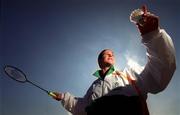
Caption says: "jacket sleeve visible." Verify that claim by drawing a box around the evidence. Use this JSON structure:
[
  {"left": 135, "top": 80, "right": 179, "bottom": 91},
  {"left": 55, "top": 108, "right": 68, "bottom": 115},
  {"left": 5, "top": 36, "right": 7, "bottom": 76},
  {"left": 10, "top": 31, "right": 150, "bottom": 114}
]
[
  {"left": 61, "top": 85, "right": 94, "bottom": 115},
  {"left": 137, "top": 28, "right": 176, "bottom": 94}
]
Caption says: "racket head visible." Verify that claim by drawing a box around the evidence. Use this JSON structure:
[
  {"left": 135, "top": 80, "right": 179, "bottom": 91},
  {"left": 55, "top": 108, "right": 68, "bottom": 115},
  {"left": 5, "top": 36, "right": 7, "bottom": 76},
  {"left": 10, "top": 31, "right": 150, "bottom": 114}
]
[{"left": 4, "top": 65, "right": 27, "bottom": 83}]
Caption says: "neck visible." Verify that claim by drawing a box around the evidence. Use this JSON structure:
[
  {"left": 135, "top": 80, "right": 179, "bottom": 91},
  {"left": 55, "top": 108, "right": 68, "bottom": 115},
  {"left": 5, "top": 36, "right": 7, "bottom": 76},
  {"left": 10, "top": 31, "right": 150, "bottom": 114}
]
[{"left": 101, "top": 66, "right": 111, "bottom": 75}]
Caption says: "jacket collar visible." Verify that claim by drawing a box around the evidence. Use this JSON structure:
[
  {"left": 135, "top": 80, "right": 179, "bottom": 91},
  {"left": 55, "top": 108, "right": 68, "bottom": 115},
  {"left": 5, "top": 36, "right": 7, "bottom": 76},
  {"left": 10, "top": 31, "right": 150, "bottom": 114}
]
[{"left": 93, "top": 66, "right": 115, "bottom": 79}]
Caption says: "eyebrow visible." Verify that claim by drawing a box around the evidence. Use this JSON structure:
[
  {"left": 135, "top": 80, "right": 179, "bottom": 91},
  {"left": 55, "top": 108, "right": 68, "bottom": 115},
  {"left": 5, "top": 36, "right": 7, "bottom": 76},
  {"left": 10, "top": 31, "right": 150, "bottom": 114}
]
[{"left": 103, "top": 52, "right": 114, "bottom": 56}]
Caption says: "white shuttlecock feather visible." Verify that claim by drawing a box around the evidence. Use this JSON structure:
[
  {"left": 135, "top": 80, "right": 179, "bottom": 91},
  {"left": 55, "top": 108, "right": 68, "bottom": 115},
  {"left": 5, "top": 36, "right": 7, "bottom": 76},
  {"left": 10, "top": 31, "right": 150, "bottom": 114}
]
[{"left": 130, "top": 9, "right": 144, "bottom": 24}]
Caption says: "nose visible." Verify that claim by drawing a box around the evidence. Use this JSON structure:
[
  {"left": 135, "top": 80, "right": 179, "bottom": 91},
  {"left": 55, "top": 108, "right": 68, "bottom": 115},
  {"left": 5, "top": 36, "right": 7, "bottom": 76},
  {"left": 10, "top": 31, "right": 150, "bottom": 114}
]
[{"left": 109, "top": 54, "right": 113, "bottom": 57}]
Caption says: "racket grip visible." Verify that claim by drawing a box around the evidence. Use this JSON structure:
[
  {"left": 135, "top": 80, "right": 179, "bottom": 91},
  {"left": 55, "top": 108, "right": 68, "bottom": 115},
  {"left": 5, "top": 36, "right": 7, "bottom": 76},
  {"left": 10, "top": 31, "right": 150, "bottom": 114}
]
[{"left": 48, "top": 91, "right": 57, "bottom": 98}]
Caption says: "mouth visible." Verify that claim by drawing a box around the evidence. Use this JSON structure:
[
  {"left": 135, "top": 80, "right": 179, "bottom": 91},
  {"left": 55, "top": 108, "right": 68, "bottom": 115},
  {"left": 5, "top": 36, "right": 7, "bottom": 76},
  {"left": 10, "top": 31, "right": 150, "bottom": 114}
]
[{"left": 108, "top": 58, "right": 113, "bottom": 61}]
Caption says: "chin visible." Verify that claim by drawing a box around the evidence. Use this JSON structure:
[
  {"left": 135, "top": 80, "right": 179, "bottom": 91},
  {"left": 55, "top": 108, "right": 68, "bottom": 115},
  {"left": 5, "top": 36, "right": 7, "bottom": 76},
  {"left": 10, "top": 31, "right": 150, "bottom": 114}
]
[
  {"left": 108, "top": 61, "right": 115, "bottom": 65},
  {"left": 106, "top": 63, "right": 114, "bottom": 67}
]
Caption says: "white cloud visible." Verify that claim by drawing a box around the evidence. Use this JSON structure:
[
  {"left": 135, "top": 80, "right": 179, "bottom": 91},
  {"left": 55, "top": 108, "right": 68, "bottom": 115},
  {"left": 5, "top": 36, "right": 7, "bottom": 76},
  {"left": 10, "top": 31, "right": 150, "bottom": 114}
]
[{"left": 125, "top": 54, "right": 144, "bottom": 74}]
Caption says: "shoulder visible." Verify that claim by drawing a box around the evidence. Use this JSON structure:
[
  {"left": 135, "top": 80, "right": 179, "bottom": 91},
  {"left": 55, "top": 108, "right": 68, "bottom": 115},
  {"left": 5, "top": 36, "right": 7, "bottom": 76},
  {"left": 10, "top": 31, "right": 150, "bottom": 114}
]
[{"left": 115, "top": 68, "right": 138, "bottom": 81}]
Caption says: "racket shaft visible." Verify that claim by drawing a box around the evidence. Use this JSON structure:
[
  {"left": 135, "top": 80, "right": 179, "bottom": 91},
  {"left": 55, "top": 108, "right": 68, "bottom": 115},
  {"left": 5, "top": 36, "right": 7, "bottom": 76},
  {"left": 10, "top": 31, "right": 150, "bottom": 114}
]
[{"left": 27, "top": 80, "right": 49, "bottom": 93}]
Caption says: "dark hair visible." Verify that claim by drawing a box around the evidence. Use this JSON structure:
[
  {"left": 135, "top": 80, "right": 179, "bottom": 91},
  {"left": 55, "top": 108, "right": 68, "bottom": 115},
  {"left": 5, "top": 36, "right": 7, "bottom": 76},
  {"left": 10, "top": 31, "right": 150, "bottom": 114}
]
[{"left": 98, "top": 49, "right": 111, "bottom": 68}]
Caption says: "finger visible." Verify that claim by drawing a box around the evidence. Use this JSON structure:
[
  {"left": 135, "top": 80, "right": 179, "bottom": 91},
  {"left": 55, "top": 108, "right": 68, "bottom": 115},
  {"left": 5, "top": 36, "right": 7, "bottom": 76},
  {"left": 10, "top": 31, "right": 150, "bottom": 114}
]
[
  {"left": 146, "top": 15, "right": 159, "bottom": 23},
  {"left": 143, "top": 13, "right": 159, "bottom": 24},
  {"left": 52, "top": 92, "right": 60, "bottom": 98},
  {"left": 53, "top": 92, "right": 64, "bottom": 101},
  {"left": 136, "top": 23, "right": 143, "bottom": 29},
  {"left": 142, "top": 5, "right": 147, "bottom": 15}
]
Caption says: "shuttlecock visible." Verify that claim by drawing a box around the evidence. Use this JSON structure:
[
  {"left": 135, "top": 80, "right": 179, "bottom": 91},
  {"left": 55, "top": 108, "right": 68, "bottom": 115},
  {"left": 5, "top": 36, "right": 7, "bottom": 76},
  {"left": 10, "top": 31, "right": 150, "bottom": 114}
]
[{"left": 130, "top": 8, "right": 144, "bottom": 24}]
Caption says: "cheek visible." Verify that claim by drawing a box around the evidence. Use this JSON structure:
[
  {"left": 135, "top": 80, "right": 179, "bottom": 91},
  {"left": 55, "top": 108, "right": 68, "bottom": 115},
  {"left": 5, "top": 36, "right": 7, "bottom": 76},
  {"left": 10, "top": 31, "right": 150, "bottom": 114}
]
[
  {"left": 110, "top": 58, "right": 115, "bottom": 64},
  {"left": 104, "top": 57, "right": 109, "bottom": 62},
  {"left": 112, "top": 57, "right": 115, "bottom": 62},
  {"left": 105, "top": 57, "right": 114, "bottom": 63},
  {"left": 111, "top": 58, "right": 115, "bottom": 64}
]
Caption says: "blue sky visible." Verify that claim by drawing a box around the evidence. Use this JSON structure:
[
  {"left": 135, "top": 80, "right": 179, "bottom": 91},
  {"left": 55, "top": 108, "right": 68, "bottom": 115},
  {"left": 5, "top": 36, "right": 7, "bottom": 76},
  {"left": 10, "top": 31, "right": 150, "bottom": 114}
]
[{"left": 1, "top": 0, "right": 180, "bottom": 115}]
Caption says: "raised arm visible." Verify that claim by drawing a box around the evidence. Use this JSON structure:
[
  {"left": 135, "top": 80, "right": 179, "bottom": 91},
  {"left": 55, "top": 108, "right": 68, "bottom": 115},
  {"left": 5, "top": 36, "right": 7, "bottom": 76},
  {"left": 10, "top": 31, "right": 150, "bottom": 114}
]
[{"left": 133, "top": 6, "right": 176, "bottom": 94}]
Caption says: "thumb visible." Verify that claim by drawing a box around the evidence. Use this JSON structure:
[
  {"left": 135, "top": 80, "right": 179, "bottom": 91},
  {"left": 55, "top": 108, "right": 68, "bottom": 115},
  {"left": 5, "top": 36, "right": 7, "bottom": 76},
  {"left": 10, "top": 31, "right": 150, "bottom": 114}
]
[
  {"left": 142, "top": 5, "right": 147, "bottom": 16},
  {"left": 136, "top": 23, "right": 143, "bottom": 33}
]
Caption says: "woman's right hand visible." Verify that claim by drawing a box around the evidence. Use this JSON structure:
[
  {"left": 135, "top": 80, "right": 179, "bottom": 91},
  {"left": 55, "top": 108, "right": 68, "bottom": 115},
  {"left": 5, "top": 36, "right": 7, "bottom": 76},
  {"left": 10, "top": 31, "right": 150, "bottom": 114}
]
[{"left": 51, "top": 92, "right": 64, "bottom": 101}]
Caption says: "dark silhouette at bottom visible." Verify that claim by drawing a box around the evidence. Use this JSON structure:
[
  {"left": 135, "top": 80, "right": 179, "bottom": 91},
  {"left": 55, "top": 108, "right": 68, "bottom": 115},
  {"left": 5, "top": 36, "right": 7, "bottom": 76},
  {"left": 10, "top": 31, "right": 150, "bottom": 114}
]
[{"left": 86, "top": 95, "right": 148, "bottom": 115}]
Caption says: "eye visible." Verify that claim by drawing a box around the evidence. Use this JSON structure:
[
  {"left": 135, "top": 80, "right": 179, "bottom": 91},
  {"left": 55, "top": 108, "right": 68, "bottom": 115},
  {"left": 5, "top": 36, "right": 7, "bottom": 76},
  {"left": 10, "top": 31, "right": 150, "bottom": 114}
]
[{"left": 108, "top": 54, "right": 114, "bottom": 57}]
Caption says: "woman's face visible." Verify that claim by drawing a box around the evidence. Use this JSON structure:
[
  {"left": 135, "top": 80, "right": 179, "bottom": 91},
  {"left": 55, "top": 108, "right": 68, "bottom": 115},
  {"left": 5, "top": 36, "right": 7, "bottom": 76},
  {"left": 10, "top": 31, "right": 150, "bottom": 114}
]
[{"left": 100, "top": 50, "right": 115, "bottom": 68}]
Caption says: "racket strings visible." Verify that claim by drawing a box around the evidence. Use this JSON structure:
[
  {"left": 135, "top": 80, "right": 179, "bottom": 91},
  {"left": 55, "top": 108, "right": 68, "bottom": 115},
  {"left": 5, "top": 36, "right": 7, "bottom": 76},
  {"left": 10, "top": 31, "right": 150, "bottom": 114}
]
[{"left": 5, "top": 67, "right": 26, "bottom": 82}]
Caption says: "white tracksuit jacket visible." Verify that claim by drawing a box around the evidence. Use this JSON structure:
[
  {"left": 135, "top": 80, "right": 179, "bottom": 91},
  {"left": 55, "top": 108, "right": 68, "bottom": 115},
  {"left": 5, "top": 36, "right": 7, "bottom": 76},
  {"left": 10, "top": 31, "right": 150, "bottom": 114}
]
[{"left": 60, "top": 28, "right": 176, "bottom": 115}]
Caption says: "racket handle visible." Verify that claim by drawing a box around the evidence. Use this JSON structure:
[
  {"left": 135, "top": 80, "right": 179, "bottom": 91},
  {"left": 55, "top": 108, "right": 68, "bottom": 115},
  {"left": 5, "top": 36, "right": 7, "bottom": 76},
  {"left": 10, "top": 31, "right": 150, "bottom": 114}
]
[{"left": 48, "top": 91, "right": 57, "bottom": 98}]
